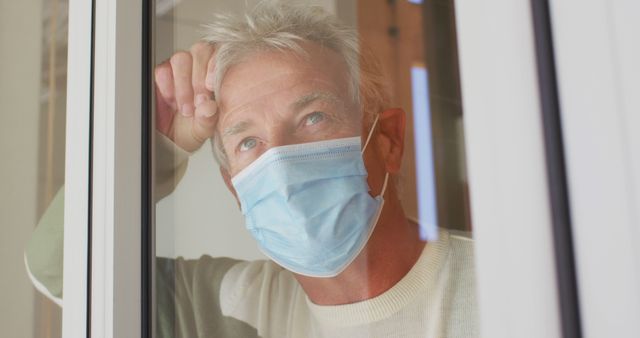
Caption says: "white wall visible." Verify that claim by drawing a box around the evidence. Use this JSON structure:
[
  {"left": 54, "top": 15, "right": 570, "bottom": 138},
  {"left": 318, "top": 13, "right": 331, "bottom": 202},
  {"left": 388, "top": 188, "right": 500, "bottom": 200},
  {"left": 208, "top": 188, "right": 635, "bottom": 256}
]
[{"left": 0, "top": 1, "right": 43, "bottom": 337}]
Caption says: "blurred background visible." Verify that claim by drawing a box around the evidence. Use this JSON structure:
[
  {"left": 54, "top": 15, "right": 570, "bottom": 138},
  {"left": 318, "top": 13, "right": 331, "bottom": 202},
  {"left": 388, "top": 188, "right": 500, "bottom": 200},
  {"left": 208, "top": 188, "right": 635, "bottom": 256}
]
[{"left": 0, "top": 1, "right": 67, "bottom": 337}]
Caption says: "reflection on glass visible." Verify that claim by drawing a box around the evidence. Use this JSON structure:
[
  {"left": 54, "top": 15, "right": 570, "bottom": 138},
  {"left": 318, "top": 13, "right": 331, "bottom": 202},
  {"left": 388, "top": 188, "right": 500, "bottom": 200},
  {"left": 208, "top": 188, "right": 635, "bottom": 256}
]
[
  {"left": 411, "top": 65, "right": 439, "bottom": 240},
  {"left": 153, "top": 1, "right": 476, "bottom": 337},
  {"left": 2, "top": 0, "right": 68, "bottom": 337}
]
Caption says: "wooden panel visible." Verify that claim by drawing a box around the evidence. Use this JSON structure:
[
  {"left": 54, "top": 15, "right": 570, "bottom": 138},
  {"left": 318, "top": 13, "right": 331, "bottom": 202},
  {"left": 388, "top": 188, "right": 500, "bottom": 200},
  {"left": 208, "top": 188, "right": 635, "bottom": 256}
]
[
  {"left": 357, "top": 0, "right": 424, "bottom": 221},
  {"left": 357, "top": 0, "right": 470, "bottom": 231}
]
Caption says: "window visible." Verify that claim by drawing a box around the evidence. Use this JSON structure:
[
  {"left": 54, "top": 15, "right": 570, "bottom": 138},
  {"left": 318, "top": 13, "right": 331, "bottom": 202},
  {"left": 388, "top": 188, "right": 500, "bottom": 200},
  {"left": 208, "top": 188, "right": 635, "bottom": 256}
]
[{"left": 151, "top": 1, "right": 474, "bottom": 337}]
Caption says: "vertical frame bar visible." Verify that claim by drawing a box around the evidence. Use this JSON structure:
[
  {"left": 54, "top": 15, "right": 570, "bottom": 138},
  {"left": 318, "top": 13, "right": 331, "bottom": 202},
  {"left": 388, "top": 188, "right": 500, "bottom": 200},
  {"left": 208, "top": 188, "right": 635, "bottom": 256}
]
[
  {"left": 91, "top": 0, "right": 143, "bottom": 336},
  {"left": 530, "top": 1, "right": 582, "bottom": 337},
  {"left": 141, "top": 0, "right": 154, "bottom": 337},
  {"left": 455, "top": 0, "right": 562, "bottom": 337},
  {"left": 550, "top": 1, "right": 640, "bottom": 337},
  {"left": 62, "top": 0, "right": 94, "bottom": 336}
]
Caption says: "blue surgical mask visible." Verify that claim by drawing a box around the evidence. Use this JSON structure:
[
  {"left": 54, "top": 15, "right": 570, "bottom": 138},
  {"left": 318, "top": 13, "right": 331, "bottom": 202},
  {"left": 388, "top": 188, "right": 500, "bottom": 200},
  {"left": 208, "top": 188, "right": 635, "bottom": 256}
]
[{"left": 231, "top": 116, "right": 389, "bottom": 277}]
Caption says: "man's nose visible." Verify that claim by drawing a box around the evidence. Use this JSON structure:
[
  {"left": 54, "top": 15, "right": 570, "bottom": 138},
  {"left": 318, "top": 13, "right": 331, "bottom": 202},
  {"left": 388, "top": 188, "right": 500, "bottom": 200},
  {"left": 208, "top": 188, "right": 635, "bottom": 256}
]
[{"left": 267, "top": 129, "right": 297, "bottom": 149}]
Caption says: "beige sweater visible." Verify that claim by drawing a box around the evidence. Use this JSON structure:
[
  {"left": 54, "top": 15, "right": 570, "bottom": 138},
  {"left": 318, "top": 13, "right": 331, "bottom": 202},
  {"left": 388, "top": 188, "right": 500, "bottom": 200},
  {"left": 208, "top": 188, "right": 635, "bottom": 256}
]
[
  {"left": 27, "top": 195, "right": 478, "bottom": 337},
  {"left": 25, "top": 135, "right": 479, "bottom": 338},
  {"left": 215, "top": 229, "right": 478, "bottom": 338}
]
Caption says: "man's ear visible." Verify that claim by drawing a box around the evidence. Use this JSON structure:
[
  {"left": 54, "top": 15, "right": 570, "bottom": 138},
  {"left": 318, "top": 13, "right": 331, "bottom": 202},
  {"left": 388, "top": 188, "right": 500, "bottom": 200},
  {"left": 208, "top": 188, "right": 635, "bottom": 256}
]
[
  {"left": 219, "top": 166, "right": 240, "bottom": 207},
  {"left": 376, "top": 108, "right": 406, "bottom": 174}
]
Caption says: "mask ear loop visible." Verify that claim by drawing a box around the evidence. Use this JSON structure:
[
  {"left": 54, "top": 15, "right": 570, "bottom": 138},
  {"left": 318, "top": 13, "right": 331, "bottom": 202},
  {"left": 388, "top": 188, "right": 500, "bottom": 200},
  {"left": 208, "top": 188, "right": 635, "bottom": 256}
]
[
  {"left": 362, "top": 114, "right": 380, "bottom": 154},
  {"left": 380, "top": 172, "right": 390, "bottom": 197},
  {"left": 361, "top": 114, "right": 390, "bottom": 197}
]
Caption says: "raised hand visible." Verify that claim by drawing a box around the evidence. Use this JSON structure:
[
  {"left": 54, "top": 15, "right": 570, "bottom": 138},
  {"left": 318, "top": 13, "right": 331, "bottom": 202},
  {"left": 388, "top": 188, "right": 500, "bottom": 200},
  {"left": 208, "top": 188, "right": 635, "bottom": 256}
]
[{"left": 154, "top": 42, "right": 218, "bottom": 153}]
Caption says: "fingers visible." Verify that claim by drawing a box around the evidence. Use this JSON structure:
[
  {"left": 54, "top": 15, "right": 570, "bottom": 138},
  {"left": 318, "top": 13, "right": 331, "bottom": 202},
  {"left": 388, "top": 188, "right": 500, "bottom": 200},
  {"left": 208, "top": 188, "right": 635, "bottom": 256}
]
[
  {"left": 171, "top": 100, "right": 218, "bottom": 153},
  {"left": 170, "top": 51, "right": 195, "bottom": 117},
  {"left": 154, "top": 62, "right": 176, "bottom": 111},
  {"left": 205, "top": 52, "right": 217, "bottom": 92},
  {"left": 154, "top": 62, "right": 178, "bottom": 136},
  {"left": 193, "top": 100, "right": 219, "bottom": 143},
  {"left": 155, "top": 42, "right": 218, "bottom": 152},
  {"left": 190, "top": 42, "right": 215, "bottom": 106}
]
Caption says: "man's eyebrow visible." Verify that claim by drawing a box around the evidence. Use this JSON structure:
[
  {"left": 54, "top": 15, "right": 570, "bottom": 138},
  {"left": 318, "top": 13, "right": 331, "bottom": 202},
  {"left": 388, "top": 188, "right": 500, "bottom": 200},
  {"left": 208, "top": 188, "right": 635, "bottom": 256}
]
[
  {"left": 222, "top": 92, "right": 344, "bottom": 138},
  {"left": 223, "top": 120, "right": 252, "bottom": 138},
  {"left": 290, "top": 91, "right": 342, "bottom": 112}
]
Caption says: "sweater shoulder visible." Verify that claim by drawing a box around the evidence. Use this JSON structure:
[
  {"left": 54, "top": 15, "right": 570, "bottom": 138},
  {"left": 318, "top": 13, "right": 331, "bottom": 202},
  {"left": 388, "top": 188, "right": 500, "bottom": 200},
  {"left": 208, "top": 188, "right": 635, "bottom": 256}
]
[
  {"left": 219, "top": 259, "right": 303, "bottom": 337},
  {"left": 442, "top": 229, "right": 479, "bottom": 338}
]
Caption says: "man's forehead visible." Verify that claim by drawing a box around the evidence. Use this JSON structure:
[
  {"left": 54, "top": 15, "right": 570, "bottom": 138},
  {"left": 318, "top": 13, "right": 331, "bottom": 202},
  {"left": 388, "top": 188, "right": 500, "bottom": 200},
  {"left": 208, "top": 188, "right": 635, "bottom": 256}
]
[
  {"left": 217, "top": 43, "right": 350, "bottom": 103},
  {"left": 215, "top": 48, "right": 352, "bottom": 128}
]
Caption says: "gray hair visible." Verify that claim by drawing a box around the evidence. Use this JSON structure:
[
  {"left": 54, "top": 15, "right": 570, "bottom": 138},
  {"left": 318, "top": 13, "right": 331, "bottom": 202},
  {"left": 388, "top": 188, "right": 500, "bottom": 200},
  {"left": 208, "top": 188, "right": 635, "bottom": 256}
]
[{"left": 203, "top": 0, "right": 391, "bottom": 168}]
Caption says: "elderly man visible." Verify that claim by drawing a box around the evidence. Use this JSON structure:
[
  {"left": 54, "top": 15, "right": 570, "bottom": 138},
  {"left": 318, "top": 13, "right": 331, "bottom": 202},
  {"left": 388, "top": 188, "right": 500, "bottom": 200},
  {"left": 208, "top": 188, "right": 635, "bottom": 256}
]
[{"left": 26, "top": 1, "right": 477, "bottom": 337}]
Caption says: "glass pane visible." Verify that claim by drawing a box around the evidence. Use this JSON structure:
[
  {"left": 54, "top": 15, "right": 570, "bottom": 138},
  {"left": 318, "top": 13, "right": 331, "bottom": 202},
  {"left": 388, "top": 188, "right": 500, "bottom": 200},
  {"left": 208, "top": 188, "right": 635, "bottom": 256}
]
[
  {"left": 151, "top": 0, "right": 474, "bottom": 337},
  {"left": 0, "top": 0, "right": 68, "bottom": 337}
]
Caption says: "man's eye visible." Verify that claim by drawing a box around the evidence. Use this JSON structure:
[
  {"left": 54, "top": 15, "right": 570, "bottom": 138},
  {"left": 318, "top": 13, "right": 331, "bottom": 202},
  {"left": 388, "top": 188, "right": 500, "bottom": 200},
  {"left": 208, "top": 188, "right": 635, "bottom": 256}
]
[
  {"left": 304, "top": 111, "right": 325, "bottom": 126},
  {"left": 239, "top": 138, "right": 257, "bottom": 152}
]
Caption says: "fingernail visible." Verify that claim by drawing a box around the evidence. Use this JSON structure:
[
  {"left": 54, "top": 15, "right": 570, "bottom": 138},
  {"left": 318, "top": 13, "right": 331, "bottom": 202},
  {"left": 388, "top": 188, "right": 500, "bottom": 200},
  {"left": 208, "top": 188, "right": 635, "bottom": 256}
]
[
  {"left": 203, "top": 108, "right": 217, "bottom": 117},
  {"left": 181, "top": 103, "right": 194, "bottom": 116},
  {"left": 195, "top": 94, "right": 208, "bottom": 106}
]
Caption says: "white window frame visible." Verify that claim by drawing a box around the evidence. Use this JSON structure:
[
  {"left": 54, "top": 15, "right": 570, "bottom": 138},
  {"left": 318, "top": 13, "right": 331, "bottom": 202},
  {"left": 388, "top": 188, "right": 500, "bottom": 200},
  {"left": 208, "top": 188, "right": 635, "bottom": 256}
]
[
  {"left": 62, "top": 0, "right": 94, "bottom": 337},
  {"left": 455, "top": 1, "right": 563, "bottom": 337},
  {"left": 550, "top": 1, "right": 640, "bottom": 337},
  {"left": 90, "top": 0, "right": 144, "bottom": 337}
]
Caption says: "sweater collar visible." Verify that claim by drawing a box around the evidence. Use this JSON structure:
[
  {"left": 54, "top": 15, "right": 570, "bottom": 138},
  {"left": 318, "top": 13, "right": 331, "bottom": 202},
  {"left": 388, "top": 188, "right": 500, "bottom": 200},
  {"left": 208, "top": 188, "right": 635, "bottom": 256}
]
[{"left": 305, "top": 229, "right": 450, "bottom": 327}]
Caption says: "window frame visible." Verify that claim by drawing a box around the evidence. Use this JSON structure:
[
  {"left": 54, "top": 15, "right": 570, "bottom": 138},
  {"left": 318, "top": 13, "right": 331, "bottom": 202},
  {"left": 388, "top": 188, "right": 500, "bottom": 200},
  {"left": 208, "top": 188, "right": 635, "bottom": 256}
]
[
  {"left": 62, "top": 0, "right": 94, "bottom": 337},
  {"left": 455, "top": 1, "right": 564, "bottom": 337},
  {"left": 88, "top": 0, "right": 144, "bottom": 336},
  {"left": 550, "top": 1, "right": 640, "bottom": 337}
]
